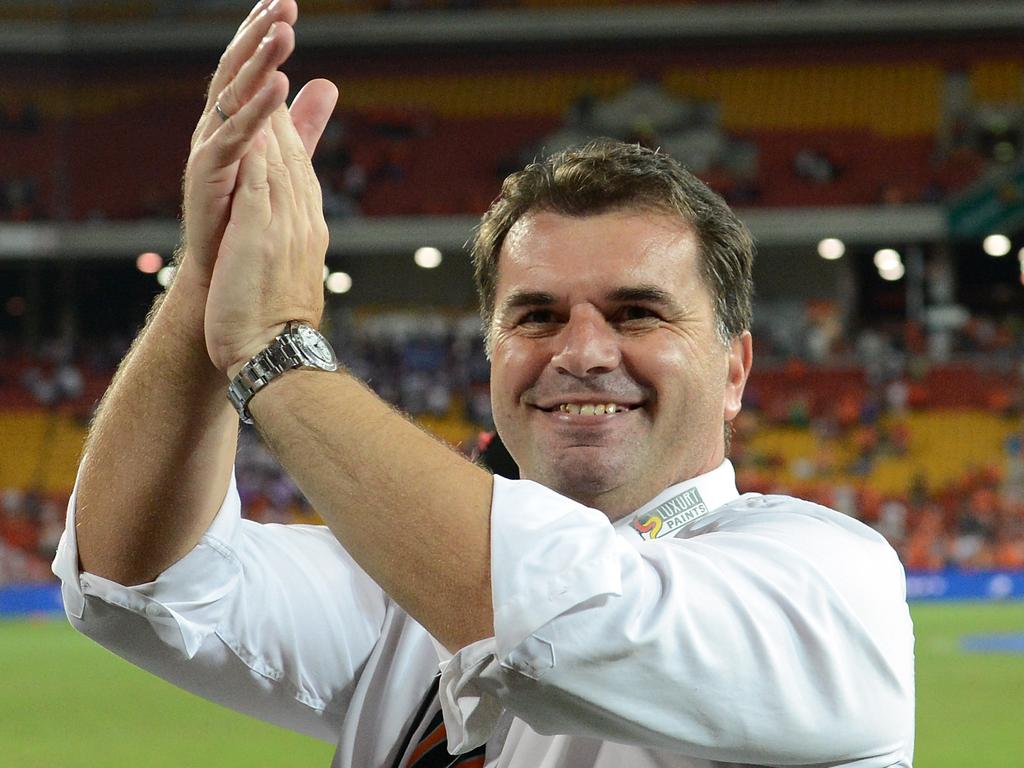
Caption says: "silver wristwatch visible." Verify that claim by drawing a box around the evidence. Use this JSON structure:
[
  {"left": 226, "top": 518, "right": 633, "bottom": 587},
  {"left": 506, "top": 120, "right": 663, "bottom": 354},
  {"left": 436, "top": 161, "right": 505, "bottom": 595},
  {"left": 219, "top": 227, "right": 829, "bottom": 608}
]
[{"left": 227, "top": 321, "right": 338, "bottom": 424}]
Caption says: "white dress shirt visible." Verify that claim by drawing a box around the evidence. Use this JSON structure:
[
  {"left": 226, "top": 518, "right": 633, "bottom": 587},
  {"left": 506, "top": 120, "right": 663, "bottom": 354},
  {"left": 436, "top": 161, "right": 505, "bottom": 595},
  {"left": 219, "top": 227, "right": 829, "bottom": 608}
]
[{"left": 53, "top": 460, "right": 915, "bottom": 767}]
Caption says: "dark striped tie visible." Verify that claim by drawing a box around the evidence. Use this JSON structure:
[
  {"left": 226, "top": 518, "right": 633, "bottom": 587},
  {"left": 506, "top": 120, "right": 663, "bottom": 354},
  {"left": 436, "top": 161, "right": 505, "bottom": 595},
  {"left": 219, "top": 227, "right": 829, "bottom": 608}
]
[{"left": 398, "top": 674, "right": 487, "bottom": 768}]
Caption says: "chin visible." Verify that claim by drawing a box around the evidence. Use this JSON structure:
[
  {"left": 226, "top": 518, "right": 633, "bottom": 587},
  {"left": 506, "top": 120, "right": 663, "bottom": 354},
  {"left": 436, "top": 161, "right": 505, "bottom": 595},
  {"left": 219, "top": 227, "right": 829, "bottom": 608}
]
[{"left": 535, "top": 459, "right": 630, "bottom": 505}]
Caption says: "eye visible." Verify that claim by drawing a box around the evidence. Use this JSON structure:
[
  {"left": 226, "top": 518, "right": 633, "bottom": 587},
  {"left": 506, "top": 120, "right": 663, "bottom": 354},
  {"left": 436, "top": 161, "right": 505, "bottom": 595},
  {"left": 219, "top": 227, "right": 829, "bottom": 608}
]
[
  {"left": 618, "top": 305, "right": 660, "bottom": 322},
  {"left": 518, "top": 309, "right": 557, "bottom": 325}
]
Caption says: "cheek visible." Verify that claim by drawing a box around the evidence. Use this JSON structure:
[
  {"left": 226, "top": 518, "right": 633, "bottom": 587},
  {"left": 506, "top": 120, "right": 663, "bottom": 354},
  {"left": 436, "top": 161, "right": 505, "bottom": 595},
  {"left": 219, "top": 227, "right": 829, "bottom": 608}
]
[
  {"left": 631, "top": 338, "right": 724, "bottom": 409},
  {"left": 490, "top": 339, "right": 545, "bottom": 413}
]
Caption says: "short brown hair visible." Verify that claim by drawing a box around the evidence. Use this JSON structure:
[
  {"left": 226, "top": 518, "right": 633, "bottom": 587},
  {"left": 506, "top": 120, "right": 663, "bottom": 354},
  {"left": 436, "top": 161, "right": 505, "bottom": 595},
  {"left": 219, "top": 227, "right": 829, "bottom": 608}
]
[{"left": 471, "top": 138, "right": 754, "bottom": 347}]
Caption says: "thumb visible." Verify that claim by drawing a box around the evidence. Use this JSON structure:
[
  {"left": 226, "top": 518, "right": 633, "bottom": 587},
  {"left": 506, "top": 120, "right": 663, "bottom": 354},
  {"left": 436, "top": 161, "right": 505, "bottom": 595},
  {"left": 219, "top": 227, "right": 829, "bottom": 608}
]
[{"left": 289, "top": 78, "right": 340, "bottom": 157}]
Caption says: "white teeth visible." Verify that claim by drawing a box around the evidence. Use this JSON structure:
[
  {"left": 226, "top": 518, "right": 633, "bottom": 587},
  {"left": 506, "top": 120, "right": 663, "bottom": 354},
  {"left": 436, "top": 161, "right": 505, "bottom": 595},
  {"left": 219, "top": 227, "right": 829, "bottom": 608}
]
[{"left": 556, "top": 403, "right": 628, "bottom": 414}]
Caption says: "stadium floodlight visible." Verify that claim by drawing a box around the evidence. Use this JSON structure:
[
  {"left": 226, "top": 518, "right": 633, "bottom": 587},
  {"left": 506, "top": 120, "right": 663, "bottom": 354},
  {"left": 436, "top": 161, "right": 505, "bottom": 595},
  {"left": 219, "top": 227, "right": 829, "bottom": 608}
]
[
  {"left": 414, "top": 246, "right": 443, "bottom": 269},
  {"left": 325, "top": 271, "right": 352, "bottom": 294},
  {"left": 873, "top": 248, "right": 901, "bottom": 271},
  {"left": 323, "top": 265, "right": 330, "bottom": 282},
  {"left": 879, "top": 262, "right": 906, "bottom": 281},
  {"left": 1017, "top": 247, "right": 1024, "bottom": 265},
  {"left": 817, "top": 238, "right": 845, "bottom": 260},
  {"left": 136, "top": 252, "right": 163, "bottom": 274},
  {"left": 983, "top": 234, "right": 1012, "bottom": 257},
  {"left": 156, "top": 266, "right": 177, "bottom": 287}
]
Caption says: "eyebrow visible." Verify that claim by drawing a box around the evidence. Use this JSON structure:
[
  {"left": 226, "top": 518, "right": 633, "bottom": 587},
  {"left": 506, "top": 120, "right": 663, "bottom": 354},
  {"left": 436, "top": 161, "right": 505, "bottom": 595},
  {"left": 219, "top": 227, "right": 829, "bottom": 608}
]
[
  {"left": 606, "top": 285, "right": 681, "bottom": 311},
  {"left": 497, "top": 285, "right": 684, "bottom": 318},
  {"left": 497, "top": 290, "right": 557, "bottom": 318}
]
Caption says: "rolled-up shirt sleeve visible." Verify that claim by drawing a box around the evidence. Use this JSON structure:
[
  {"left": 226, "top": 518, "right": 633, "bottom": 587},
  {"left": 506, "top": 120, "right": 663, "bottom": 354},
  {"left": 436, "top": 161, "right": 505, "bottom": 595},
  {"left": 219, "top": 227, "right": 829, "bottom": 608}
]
[
  {"left": 440, "top": 477, "right": 915, "bottom": 765},
  {"left": 52, "top": 470, "right": 389, "bottom": 742}
]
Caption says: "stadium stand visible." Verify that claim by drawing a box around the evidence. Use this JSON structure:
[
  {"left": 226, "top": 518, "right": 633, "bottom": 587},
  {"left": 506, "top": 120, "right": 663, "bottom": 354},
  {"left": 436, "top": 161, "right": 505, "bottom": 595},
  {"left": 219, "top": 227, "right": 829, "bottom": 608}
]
[
  {"left": 2, "top": 309, "right": 1022, "bottom": 584},
  {"left": 1, "top": 0, "right": 1023, "bottom": 590},
  {"left": 5, "top": 45, "right": 1024, "bottom": 221}
]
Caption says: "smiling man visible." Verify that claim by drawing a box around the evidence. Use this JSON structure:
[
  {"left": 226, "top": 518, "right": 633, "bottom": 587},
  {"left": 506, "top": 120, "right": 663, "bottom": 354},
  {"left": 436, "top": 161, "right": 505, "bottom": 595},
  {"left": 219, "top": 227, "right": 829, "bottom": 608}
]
[
  {"left": 53, "top": 3, "right": 914, "bottom": 767},
  {"left": 486, "top": 206, "right": 749, "bottom": 519}
]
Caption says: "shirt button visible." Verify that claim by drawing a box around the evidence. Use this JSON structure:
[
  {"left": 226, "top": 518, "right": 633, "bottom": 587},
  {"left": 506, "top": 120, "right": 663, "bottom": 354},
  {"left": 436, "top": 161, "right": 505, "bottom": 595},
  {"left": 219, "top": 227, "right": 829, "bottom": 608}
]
[{"left": 145, "top": 603, "right": 163, "bottom": 618}]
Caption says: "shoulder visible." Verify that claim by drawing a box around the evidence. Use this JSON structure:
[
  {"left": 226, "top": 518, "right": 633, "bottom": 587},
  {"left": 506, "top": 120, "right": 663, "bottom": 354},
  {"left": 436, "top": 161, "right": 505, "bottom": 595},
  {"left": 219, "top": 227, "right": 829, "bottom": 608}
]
[
  {"left": 698, "top": 493, "right": 892, "bottom": 548},
  {"left": 679, "top": 493, "right": 906, "bottom": 597}
]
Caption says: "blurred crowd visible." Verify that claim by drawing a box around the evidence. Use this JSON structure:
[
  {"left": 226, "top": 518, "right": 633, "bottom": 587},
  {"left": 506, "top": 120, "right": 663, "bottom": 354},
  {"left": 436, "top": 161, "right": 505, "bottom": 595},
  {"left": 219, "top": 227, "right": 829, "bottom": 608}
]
[
  {"left": 731, "top": 402, "right": 1024, "bottom": 572},
  {"left": 1, "top": 308, "right": 1022, "bottom": 585}
]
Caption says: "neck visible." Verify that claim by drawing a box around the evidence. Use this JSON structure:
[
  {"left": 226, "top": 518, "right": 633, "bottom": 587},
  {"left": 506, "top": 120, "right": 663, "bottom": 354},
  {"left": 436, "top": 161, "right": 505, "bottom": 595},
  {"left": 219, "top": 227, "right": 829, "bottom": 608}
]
[{"left": 530, "top": 453, "right": 727, "bottom": 522}]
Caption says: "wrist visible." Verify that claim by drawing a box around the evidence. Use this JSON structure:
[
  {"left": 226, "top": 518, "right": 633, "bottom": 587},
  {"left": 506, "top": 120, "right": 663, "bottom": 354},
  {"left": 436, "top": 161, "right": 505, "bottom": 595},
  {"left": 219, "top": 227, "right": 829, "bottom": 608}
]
[
  {"left": 225, "top": 322, "right": 339, "bottom": 424},
  {"left": 225, "top": 323, "right": 289, "bottom": 382}
]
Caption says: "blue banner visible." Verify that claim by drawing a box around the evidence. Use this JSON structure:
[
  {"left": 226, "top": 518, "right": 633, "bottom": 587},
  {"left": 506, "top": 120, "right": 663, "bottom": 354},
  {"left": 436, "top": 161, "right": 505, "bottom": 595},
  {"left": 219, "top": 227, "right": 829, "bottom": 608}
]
[
  {"left": 905, "top": 570, "right": 1024, "bottom": 601},
  {"left": 0, "top": 583, "right": 63, "bottom": 615}
]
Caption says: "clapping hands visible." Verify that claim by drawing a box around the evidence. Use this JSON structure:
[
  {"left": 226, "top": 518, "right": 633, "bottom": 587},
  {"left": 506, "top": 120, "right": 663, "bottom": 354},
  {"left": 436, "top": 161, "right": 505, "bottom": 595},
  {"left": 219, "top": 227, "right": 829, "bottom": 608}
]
[{"left": 177, "top": 0, "right": 338, "bottom": 380}]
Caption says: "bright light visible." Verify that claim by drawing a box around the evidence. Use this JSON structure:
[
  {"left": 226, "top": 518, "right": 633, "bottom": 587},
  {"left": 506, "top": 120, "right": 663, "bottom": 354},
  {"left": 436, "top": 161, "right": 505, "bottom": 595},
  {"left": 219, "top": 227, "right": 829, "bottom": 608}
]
[
  {"left": 136, "top": 252, "right": 163, "bottom": 274},
  {"left": 873, "top": 248, "right": 901, "bottom": 271},
  {"left": 983, "top": 234, "right": 1012, "bottom": 257},
  {"left": 879, "top": 262, "right": 906, "bottom": 281},
  {"left": 1017, "top": 247, "right": 1024, "bottom": 265},
  {"left": 325, "top": 271, "right": 352, "bottom": 294},
  {"left": 156, "top": 266, "right": 177, "bottom": 287},
  {"left": 323, "top": 265, "right": 330, "bottom": 282},
  {"left": 817, "top": 238, "right": 845, "bottom": 260},
  {"left": 414, "top": 246, "right": 443, "bottom": 269}
]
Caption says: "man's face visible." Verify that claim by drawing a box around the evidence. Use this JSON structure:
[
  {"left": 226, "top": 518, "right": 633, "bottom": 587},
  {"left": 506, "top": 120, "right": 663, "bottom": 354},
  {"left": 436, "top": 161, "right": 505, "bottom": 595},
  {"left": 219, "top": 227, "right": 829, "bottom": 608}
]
[{"left": 488, "top": 208, "right": 751, "bottom": 519}]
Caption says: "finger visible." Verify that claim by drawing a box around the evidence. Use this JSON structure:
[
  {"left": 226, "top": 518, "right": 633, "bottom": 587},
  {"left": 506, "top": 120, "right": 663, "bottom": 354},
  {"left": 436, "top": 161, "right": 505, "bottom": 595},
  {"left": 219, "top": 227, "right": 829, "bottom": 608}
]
[
  {"left": 231, "top": 128, "right": 272, "bottom": 227},
  {"left": 271, "top": 107, "right": 328, "bottom": 290},
  {"left": 272, "top": 102, "right": 321, "bottom": 220},
  {"left": 289, "top": 79, "right": 340, "bottom": 157},
  {"left": 206, "top": 71, "right": 289, "bottom": 172},
  {"left": 198, "top": 21, "right": 295, "bottom": 145},
  {"left": 205, "top": 0, "right": 297, "bottom": 114},
  {"left": 264, "top": 109, "right": 295, "bottom": 219}
]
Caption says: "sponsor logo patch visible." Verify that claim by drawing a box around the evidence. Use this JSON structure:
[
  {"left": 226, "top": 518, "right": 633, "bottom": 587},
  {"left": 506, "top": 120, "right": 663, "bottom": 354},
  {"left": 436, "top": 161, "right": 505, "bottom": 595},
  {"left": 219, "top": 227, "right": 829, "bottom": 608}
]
[{"left": 631, "top": 487, "right": 709, "bottom": 540}]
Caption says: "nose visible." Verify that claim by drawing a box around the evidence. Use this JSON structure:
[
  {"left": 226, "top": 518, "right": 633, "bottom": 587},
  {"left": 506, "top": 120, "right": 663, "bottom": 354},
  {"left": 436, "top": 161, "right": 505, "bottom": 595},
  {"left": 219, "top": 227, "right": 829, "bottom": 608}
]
[{"left": 550, "top": 304, "right": 622, "bottom": 378}]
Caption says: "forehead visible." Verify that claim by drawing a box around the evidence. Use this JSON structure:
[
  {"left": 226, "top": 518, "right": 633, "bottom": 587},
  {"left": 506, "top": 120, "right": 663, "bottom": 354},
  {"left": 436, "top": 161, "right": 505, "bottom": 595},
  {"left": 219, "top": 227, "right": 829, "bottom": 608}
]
[{"left": 495, "top": 208, "right": 703, "bottom": 302}]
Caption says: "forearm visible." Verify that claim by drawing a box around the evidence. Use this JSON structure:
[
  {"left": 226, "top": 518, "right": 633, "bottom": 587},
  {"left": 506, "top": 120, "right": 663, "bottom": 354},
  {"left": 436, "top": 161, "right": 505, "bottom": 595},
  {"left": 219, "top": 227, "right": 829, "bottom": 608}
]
[
  {"left": 76, "top": 262, "right": 238, "bottom": 585},
  {"left": 72, "top": 0, "right": 324, "bottom": 585},
  {"left": 248, "top": 367, "right": 494, "bottom": 652}
]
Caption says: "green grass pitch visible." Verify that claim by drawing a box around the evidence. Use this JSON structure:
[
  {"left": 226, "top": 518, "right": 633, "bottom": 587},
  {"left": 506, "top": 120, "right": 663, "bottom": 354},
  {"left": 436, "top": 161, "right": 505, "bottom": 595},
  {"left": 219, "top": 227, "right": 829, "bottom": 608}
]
[{"left": 2, "top": 601, "right": 1022, "bottom": 766}]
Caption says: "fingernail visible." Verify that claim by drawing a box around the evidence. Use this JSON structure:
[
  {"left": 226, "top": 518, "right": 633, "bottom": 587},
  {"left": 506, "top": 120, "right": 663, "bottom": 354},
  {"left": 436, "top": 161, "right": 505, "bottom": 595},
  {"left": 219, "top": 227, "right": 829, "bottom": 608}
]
[
  {"left": 268, "top": 0, "right": 281, "bottom": 12},
  {"left": 264, "top": 21, "right": 278, "bottom": 40}
]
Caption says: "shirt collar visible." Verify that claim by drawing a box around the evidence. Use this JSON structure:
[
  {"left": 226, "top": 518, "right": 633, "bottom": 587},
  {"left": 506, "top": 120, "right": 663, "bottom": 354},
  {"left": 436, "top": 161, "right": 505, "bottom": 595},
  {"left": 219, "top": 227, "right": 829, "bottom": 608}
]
[{"left": 615, "top": 460, "right": 740, "bottom": 541}]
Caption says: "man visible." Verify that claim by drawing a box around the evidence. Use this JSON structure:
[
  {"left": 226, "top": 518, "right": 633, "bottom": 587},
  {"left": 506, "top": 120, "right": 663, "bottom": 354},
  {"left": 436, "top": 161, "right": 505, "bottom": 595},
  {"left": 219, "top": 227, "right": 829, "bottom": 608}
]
[{"left": 53, "top": 2, "right": 915, "bottom": 766}]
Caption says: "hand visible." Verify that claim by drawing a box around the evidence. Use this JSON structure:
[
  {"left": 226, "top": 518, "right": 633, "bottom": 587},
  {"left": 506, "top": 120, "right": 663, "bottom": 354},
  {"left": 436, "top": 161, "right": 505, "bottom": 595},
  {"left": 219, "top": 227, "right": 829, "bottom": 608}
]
[
  {"left": 178, "top": 0, "right": 334, "bottom": 291},
  {"left": 204, "top": 96, "right": 337, "bottom": 380}
]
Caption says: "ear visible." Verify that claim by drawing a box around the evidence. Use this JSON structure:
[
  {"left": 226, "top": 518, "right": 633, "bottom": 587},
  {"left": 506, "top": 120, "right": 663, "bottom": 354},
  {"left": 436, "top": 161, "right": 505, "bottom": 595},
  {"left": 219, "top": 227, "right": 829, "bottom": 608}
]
[{"left": 724, "top": 331, "right": 752, "bottom": 422}]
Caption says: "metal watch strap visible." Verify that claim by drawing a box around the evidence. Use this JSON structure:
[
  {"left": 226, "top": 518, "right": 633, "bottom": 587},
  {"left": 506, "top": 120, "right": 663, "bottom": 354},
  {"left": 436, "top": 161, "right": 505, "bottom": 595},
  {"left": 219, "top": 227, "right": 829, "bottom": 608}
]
[{"left": 226, "top": 324, "right": 335, "bottom": 424}]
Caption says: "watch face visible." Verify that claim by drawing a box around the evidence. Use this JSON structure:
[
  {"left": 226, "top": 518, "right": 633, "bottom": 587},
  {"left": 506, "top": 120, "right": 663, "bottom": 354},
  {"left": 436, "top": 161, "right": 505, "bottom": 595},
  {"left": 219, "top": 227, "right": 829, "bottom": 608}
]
[{"left": 295, "top": 324, "right": 337, "bottom": 367}]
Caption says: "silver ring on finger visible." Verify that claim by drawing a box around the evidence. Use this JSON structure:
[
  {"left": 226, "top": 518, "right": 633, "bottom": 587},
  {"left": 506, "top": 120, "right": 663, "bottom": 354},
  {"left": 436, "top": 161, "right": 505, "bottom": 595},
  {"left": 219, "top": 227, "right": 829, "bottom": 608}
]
[{"left": 214, "top": 102, "right": 230, "bottom": 122}]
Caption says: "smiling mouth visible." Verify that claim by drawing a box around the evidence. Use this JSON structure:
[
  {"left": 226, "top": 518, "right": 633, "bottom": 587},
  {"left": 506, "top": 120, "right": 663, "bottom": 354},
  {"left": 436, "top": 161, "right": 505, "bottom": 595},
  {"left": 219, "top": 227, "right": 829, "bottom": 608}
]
[{"left": 539, "top": 402, "right": 639, "bottom": 415}]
